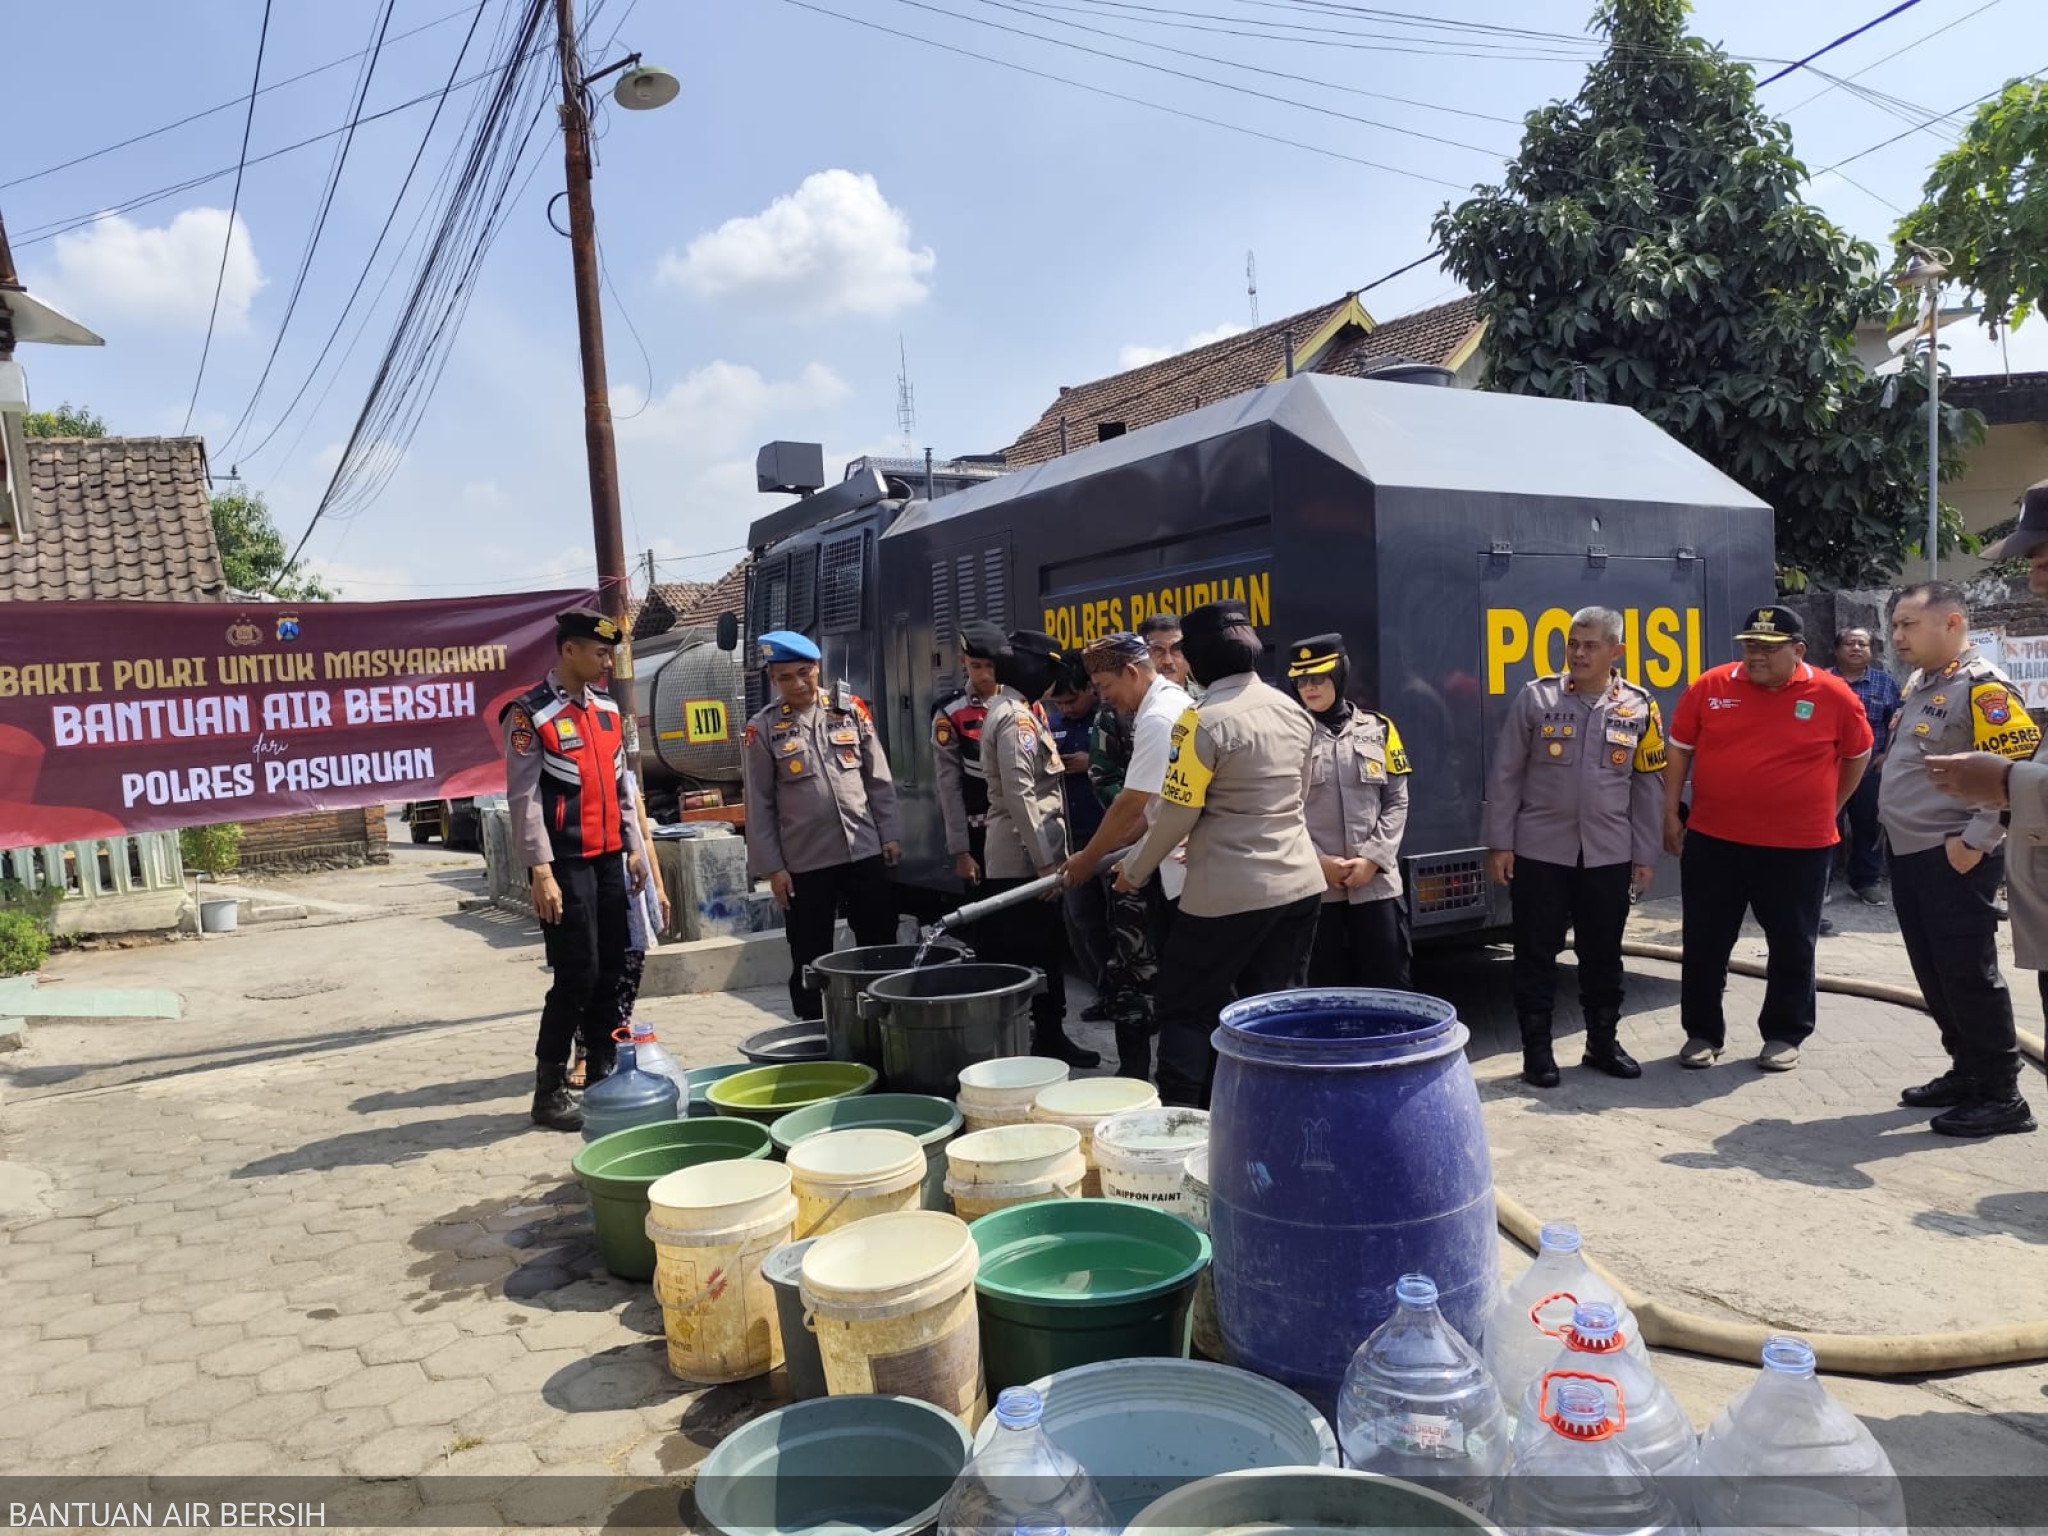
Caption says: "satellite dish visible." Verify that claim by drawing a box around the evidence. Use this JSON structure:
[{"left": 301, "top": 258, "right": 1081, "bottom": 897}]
[{"left": 614, "top": 64, "right": 680, "bottom": 111}]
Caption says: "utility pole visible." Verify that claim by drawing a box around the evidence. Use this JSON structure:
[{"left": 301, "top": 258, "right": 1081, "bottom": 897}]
[{"left": 554, "top": 0, "right": 635, "bottom": 769}]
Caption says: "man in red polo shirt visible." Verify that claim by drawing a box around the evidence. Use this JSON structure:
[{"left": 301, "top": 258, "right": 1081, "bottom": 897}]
[{"left": 1663, "top": 605, "right": 1873, "bottom": 1071}]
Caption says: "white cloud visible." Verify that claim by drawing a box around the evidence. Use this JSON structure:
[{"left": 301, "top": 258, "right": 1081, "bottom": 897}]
[
  {"left": 46, "top": 208, "right": 266, "bottom": 330},
  {"left": 617, "top": 360, "right": 850, "bottom": 450},
  {"left": 657, "top": 170, "right": 935, "bottom": 318},
  {"left": 1117, "top": 322, "right": 1249, "bottom": 372}
]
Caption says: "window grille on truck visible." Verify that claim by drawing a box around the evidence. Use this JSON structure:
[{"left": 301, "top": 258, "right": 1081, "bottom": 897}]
[
  {"left": 1406, "top": 849, "right": 1489, "bottom": 925},
  {"left": 820, "top": 531, "right": 866, "bottom": 633}
]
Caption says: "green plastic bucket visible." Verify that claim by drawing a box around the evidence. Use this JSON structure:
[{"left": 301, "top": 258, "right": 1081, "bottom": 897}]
[
  {"left": 684, "top": 1062, "right": 756, "bottom": 1119},
  {"left": 1128, "top": 1466, "right": 1502, "bottom": 1535},
  {"left": 769, "top": 1092, "right": 965, "bottom": 1210},
  {"left": 968, "top": 1196, "right": 1211, "bottom": 1394},
  {"left": 706, "top": 1061, "right": 878, "bottom": 1125},
  {"left": 570, "top": 1118, "right": 773, "bottom": 1281},
  {"left": 692, "top": 1393, "right": 972, "bottom": 1536}
]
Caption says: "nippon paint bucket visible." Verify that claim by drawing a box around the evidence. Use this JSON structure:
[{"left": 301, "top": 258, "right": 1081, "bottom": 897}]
[
  {"left": 786, "top": 1128, "right": 927, "bottom": 1238},
  {"left": 1029, "top": 1078, "right": 1161, "bottom": 1196},
  {"left": 645, "top": 1160, "right": 797, "bottom": 1384},
  {"left": 943, "top": 1123, "right": 1087, "bottom": 1221},
  {"left": 800, "top": 1210, "right": 987, "bottom": 1426},
  {"left": 956, "top": 1056, "right": 1070, "bottom": 1134},
  {"left": 1183, "top": 1146, "right": 1224, "bottom": 1362},
  {"left": 1094, "top": 1107, "right": 1210, "bottom": 1214}
]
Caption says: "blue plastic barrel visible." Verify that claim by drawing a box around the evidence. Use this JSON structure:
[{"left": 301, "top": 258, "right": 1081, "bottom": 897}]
[{"left": 1208, "top": 989, "right": 1496, "bottom": 1417}]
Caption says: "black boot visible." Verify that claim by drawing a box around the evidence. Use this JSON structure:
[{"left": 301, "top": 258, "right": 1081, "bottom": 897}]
[
  {"left": 1581, "top": 1010, "right": 1642, "bottom": 1080},
  {"left": 1930, "top": 1088, "right": 2037, "bottom": 1138},
  {"left": 1035, "top": 1023, "right": 1101, "bottom": 1070},
  {"left": 1900, "top": 1070, "right": 1970, "bottom": 1108},
  {"left": 1113, "top": 1021, "right": 1153, "bottom": 1083},
  {"left": 1519, "top": 1015, "right": 1559, "bottom": 1089},
  {"left": 530, "top": 1062, "right": 584, "bottom": 1131}
]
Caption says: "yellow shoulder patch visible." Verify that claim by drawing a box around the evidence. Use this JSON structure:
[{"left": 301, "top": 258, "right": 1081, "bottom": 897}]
[
  {"left": 1633, "top": 699, "right": 1669, "bottom": 774},
  {"left": 1159, "top": 706, "right": 1212, "bottom": 809},
  {"left": 1371, "top": 712, "right": 1412, "bottom": 775},
  {"left": 1971, "top": 681, "right": 2041, "bottom": 761}
]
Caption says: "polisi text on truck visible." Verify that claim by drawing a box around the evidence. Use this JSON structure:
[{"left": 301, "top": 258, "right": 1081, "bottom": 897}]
[{"left": 1486, "top": 605, "right": 1707, "bottom": 695}]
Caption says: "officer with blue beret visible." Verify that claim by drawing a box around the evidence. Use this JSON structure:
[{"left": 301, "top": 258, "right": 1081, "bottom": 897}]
[{"left": 741, "top": 630, "right": 901, "bottom": 1019}]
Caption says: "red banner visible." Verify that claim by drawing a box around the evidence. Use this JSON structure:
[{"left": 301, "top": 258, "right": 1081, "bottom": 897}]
[{"left": 0, "top": 589, "right": 591, "bottom": 848}]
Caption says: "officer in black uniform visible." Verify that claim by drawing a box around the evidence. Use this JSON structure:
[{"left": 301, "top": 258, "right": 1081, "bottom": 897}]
[{"left": 502, "top": 608, "right": 648, "bottom": 1132}]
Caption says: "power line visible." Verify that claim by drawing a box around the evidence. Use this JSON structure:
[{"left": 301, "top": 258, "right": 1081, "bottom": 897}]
[
  {"left": 1811, "top": 63, "right": 2046, "bottom": 175},
  {"left": 1778, "top": 0, "right": 2006, "bottom": 117},
  {"left": 997, "top": 0, "right": 1601, "bottom": 60},
  {"left": 777, "top": 0, "right": 1469, "bottom": 187},
  {"left": 182, "top": 0, "right": 274, "bottom": 437},
  {"left": 215, "top": 0, "right": 400, "bottom": 460},
  {"left": 0, "top": 2, "right": 482, "bottom": 194},
  {"left": 1764, "top": 0, "right": 1924, "bottom": 87}
]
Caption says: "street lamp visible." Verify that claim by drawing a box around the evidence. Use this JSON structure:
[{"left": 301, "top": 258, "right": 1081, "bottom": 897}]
[
  {"left": 551, "top": 0, "right": 677, "bottom": 776},
  {"left": 1892, "top": 243, "right": 1951, "bottom": 579}
]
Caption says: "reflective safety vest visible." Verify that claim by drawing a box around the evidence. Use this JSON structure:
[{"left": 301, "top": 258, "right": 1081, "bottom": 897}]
[{"left": 505, "top": 680, "right": 627, "bottom": 860}]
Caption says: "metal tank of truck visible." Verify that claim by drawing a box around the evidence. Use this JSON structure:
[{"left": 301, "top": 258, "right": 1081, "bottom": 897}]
[
  {"left": 632, "top": 628, "right": 748, "bottom": 821},
  {"left": 711, "top": 374, "right": 1774, "bottom": 934}
]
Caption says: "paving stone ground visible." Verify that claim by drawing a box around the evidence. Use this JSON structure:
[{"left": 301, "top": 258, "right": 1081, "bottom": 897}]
[{"left": 2, "top": 839, "right": 2044, "bottom": 1531}]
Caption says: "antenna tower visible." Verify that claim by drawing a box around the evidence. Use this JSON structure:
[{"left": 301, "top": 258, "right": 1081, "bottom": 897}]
[
  {"left": 895, "top": 336, "right": 916, "bottom": 453},
  {"left": 1247, "top": 251, "right": 1260, "bottom": 325}
]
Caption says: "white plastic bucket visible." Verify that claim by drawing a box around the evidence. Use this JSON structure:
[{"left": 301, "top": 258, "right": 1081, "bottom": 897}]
[
  {"left": 645, "top": 1160, "right": 797, "bottom": 1383},
  {"left": 199, "top": 898, "right": 240, "bottom": 934},
  {"left": 1028, "top": 1078, "right": 1161, "bottom": 1196},
  {"left": 956, "top": 1056, "right": 1070, "bottom": 1134},
  {"left": 786, "top": 1128, "right": 926, "bottom": 1238},
  {"left": 943, "top": 1123, "right": 1090, "bottom": 1218},
  {"left": 1093, "top": 1107, "right": 1210, "bottom": 1214},
  {"left": 800, "top": 1209, "right": 987, "bottom": 1426},
  {"left": 1183, "top": 1146, "right": 1223, "bottom": 1362}
]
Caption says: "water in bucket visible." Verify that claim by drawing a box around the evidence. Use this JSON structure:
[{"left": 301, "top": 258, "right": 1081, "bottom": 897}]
[
  {"left": 937, "top": 1386, "right": 1115, "bottom": 1536},
  {"left": 1337, "top": 1273, "right": 1508, "bottom": 1511}
]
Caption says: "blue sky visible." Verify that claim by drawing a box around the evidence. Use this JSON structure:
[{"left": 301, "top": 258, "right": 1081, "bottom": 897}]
[{"left": 7, "top": 0, "right": 2044, "bottom": 600}]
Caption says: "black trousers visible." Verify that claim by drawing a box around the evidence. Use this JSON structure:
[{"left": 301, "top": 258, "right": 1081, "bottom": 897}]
[
  {"left": 787, "top": 856, "right": 898, "bottom": 1019},
  {"left": 1509, "top": 857, "right": 1632, "bottom": 1021},
  {"left": 1679, "top": 832, "right": 1831, "bottom": 1049},
  {"left": 976, "top": 876, "right": 1067, "bottom": 1034},
  {"left": 538, "top": 854, "right": 628, "bottom": 1068},
  {"left": 1890, "top": 845, "right": 2021, "bottom": 1094},
  {"left": 1839, "top": 770, "right": 1885, "bottom": 891},
  {"left": 1307, "top": 897, "right": 1412, "bottom": 990},
  {"left": 1155, "top": 893, "right": 1320, "bottom": 1108}
]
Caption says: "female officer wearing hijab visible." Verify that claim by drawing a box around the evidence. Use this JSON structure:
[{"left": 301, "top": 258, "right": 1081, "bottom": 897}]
[
  {"left": 1286, "top": 633, "right": 1414, "bottom": 988},
  {"left": 1118, "top": 601, "right": 1324, "bottom": 1105}
]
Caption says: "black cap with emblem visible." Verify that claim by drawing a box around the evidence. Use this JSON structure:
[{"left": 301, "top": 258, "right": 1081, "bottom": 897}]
[
  {"left": 996, "top": 629, "right": 1064, "bottom": 699},
  {"left": 1734, "top": 604, "right": 1803, "bottom": 645},
  {"left": 958, "top": 621, "right": 1009, "bottom": 659},
  {"left": 1284, "top": 633, "right": 1347, "bottom": 679},
  {"left": 1981, "top": 478, "right": 2048, "bottom": 562},
  {"left": 556, "top": 607, "right": 622, "bottom": 645}
]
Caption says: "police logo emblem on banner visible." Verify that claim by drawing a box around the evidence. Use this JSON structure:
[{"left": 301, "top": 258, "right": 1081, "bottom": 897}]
[
  {"left": 1794, "top": 701, "right": 1815, "bottom": 721},
  {"left": 276, "top": 614, "right": 301, "bottom": 642},
  {"left": 226, "top": 615, "right": 263, "bottom": 647}
]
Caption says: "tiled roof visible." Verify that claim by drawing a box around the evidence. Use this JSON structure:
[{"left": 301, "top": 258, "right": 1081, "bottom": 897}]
[
  {"left": 1000, "top": 294, "right": 1483, "bottom": 466},
  {"left": 676, "top": 561, "right": 746, "bottom": 628},
  {"left": 0, "top": 435, "right": 226, "bottom": 603},
  {"left": 629, "top": 579, "right": 715, "bottom": 640},
  {"left": 1947, "top": 371, "right": 2048, "bottom": 428}
]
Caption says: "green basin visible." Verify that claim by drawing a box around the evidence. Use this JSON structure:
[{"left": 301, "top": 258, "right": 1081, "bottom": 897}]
[
  {"left": 570, "top": 1118, "right": 772, "bottom": 1280},
  {"left": 968, "top": 1197, "right": 1212, "bottom": 1394},
  {"left": 706, "top": 1061, "right": 878, "bottom": 1125},
  {"left": 683, "top": 1061, "right": 756, "bottom": 1118},
  {"left": 768, "top": 1092, "right": 964, "bottom": 1209}
]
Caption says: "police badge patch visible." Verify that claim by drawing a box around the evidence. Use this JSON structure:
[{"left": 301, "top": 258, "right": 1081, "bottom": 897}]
[
  {"left": 934, "top": 717, "right": 953, "bottom": 747},
  {"left": 508, "top": 705, "right": 536, "bottom": 756},
  {"left": 1977, "top": 687, "right": 2013, "bottom": 725}
]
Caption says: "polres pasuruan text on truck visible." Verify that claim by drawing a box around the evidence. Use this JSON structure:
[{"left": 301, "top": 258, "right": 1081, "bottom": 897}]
[{"left": 712, "top": 373, "right": 1774, "bottom": 933}]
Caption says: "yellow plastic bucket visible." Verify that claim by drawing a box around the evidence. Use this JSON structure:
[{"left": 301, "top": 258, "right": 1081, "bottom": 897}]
[
  {"left": 943, "top": 1123, "right": 1087, "bottom": 1219},
  {"left": 1029, "top": 1078, "right": 1161, "bottom": 1196},
  {"left": 956, "top": 1056, "right": 1071, "bottom": 1134},
  {"left": 800, "top": 1210, "right": 987, "bottom": 1427},
  {"left": 786, "top": 1128, "right": 927, "bottom": 1238},
  {"left": 645, "top": 1159, "right": 797, "bottom": 1384}
]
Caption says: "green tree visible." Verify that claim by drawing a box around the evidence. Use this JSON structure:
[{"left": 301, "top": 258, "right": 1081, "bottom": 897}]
[
  {"left": 21, "top": 401, "right": 106, "bottom": 437},
  {"left": 210, "top": 488, "right": 337, "bottom": 600},
  {"left": 1432, "top": 0, "right": 1980, "bottom": 591},
  {"left": 1896, "top": 79, "right": 2048, "bottom": 336}
]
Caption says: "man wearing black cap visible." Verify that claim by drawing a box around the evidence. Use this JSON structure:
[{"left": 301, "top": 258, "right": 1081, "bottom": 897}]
[
  {"left": 933, "top": 622, "right": 1005, "bottom": 887},
  {"left": 502, "top": 607, "right": 649, "bottom": 1131},
  {"left": 1119, "top": 601, "right": 1325, "bottom": 1106},
  {"left": 980, "top": 629, "right": 1097, "bottom": 1065},
  {"left": 1663, "top": 605, "right": 1872, "bottom": 1072},
  {"left": 1920, "top": 475, "right": 2048, "bottom": 1137}
]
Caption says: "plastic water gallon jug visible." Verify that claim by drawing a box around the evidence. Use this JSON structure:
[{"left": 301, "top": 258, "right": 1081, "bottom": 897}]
[
  {"left": 1487, "top": 1222, "right": 1642, "bottom": 1415},
  {"left": 626, "top": 1018, "right": 689, "bottom": 1107},
  {"left": 1492, "top": 1376, "right": 1687, "bottom": 1536},
  {"left": 1337, "top": 1273, "right": 1508, "bottom": 1511},
  {"left": 580, "top": 1038, "right": 681, "bottom": 1143},
  {"left": 1693, "top": 1336, "right": 1905, "bottom": 1536},
  {"left": 1511, "top": 1302, "right": 1697, "bottom": 1488},
  {"left": 937, "top": 1386, "right": 1116, "bottom": 1536}
]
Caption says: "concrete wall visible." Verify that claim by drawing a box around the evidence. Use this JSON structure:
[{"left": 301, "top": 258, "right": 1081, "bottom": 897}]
[
  {"left": 239, "top": 806, "right": 389, "bottom": 871},
  {"left": 1787, "top": 572, "right": 2048, "bottom": 675}
]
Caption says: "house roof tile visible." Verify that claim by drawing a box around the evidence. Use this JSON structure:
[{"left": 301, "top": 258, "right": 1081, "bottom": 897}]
[{"left": 0, "top": 435, "right": 226, "bottom": 603}]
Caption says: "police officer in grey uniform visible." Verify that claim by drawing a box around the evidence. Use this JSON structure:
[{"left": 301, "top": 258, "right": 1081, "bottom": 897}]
[
  {"left": 1120, "top": 601, "right": 1325, "bottom": 1106},
  {"left": 933, "top": 621, "right": 1006, "bottom": 886},
  {"left": 741, "top": 630, "right": 901, "bottom": 1020},
  {"left": 1284, "top": 633, "right": 1414, "bottom": 988},
  {"left": 979, "top": 629, "right": 1098, "bottom": 1067},
  {"left": 1484, "top": 606, "right": 1666, "bottom": 1088}
]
